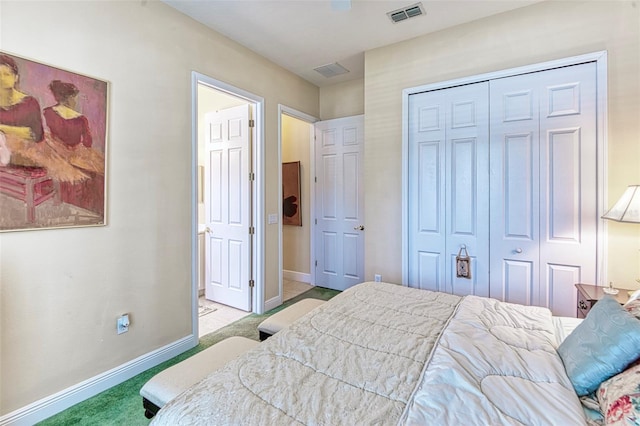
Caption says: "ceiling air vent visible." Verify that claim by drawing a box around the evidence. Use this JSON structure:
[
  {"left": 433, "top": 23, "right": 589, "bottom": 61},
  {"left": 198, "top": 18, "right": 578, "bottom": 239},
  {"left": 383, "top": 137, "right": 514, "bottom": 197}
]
[
  {"left": 387, "top": 2, "right": 425, "bottom": 23},
  {"left": 314, "top": 62, "right": 350, "bottom": 78}
]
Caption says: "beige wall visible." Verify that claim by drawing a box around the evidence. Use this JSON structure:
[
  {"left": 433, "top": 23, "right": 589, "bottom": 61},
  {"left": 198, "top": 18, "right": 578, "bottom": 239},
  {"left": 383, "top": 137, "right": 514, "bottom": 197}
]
[
  {"left": 364, "top": 1, "right": 640, "bottom": 288},
  {"left": 320, "top": 78, "right": 364, "bottom": 120},
  {"left": 0, "top": 0, "right": 318, "bottom": 415},
  {"left": 282, "top": 115, "right": 312, "bottom": 274}
]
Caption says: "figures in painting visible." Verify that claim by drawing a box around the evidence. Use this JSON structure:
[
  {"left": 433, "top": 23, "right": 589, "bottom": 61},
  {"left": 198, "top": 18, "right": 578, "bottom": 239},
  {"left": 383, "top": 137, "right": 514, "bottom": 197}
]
[
  {"left": 0, "top": 52, "right": 108, "bottom": 229},
  {"left": 0, "top": 53, "right": 44, "bottom": 168},
  {"left": 0, "top": 54, "right": 88, "bottom": 182},
  {"left": 0, "top": 55, "right": 44, "bottom": 143},
  {"left": 44, "top": 80, "right": 105, "bottom": 175}
]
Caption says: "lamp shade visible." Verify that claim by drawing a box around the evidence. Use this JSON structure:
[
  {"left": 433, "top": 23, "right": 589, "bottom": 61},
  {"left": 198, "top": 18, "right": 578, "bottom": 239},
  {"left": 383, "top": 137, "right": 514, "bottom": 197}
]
[{"left": 602, "top": 185, "right": 640, "bottom": 223}]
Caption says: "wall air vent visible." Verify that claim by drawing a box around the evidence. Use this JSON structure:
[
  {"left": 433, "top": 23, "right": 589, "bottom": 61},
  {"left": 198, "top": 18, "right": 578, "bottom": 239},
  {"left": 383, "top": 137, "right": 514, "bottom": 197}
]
[
  {"left": 387, "top": 2, "right": 425, "bottom": 23},
  {"left": 314, "top": 62, "right": 350, "bottom": 78}
]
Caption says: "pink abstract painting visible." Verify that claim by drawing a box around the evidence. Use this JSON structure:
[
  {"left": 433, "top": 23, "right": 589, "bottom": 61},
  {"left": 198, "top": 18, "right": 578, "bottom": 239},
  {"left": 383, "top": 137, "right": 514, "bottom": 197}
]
[{"left": 0, "top": 51, "right": 108, "bottom": 231}]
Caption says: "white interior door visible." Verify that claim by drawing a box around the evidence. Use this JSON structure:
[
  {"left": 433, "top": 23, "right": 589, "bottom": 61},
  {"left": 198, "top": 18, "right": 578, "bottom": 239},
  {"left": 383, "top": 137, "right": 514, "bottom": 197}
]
[
  {"left": 407, "top": 82, "right": 490, "bottom": 296},
  {"left": 314, "top": 115, "right": 364, "bottom": 291},
  {"left": 490, "top": 63, "right": 597, "bottom": 316},
  {"left": 204, "top": 104, "right": 252, "bottom": 311}
]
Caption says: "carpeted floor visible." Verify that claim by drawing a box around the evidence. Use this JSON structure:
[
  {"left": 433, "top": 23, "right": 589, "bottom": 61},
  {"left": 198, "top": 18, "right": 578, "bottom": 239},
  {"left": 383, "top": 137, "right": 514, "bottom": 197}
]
[{"left": 36, "top": 286, "right": 339, "bottom": 426}]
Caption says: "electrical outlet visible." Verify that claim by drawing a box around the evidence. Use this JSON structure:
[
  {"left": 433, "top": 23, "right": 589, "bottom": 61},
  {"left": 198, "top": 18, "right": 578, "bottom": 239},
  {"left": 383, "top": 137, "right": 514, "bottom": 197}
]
[
  {"left": 374, "top": 274, "right": 382, "bottom": 282},
  {"left": 117, "top": 314, "right": 130, "bottom": 335}
]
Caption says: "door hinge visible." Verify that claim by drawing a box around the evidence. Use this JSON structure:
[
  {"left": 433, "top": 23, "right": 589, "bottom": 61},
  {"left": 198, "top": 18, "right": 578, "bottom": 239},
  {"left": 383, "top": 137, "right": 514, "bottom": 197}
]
[
  {"left": 315, "top": 260, "right": 318, "bottom": 267},
  {"left": 249, "top": 226, "right": 255, "bottom": 235},
  {"left": 249, "top": 172, "right": 255, "bottom": 181},
  {"left": 315, "top": 177, "right": 317, "bottom": 183},
  {"left": 249, "top": 279, "right": 255, "bottom": 288},
  {"left": 249, "top": 119, "right": 255, "bottom": 128},
  {"left": 315, "top": 218, "right": 317, "bottom": 225}
]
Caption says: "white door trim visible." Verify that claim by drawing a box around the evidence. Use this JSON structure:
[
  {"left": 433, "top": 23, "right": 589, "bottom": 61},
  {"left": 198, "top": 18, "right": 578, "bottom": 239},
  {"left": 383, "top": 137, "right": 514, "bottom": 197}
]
[
  {"left": 276, "top": 105, "right": 318, "bottom": 309},
  {"left": 191, "top": 72, "right": 266, "bottom": 331},
  {"left": 401, "top": 51, "right": 609, "bottom": 287}
]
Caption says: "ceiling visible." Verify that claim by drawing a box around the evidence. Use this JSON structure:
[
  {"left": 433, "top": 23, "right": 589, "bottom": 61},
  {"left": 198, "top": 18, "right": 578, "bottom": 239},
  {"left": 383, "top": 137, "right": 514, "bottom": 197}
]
[{"left": 162, "top": 0, "right": 542, "bottom": 88}]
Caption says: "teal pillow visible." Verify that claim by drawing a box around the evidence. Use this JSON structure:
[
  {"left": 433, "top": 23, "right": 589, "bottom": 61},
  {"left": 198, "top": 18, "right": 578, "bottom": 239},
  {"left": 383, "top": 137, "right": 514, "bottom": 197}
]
[{"left": 557, "top": 296, "right": 640, "bottom": 396}]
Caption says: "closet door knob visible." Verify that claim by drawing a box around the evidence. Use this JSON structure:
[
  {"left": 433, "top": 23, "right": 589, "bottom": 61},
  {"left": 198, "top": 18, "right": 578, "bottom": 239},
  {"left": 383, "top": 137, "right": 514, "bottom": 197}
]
[
  {"left": 515, "top": 248, "right": 523, "bottom": 254},
  {"left": 353, "top": 225, "right": 365, "bottom": 231}
]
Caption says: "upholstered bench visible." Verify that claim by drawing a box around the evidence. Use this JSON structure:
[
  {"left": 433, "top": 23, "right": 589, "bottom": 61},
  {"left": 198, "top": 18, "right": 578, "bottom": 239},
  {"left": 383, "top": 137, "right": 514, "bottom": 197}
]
[
  {"left": 140, "top": 336, "right": 259, "bottom": 419},
  {"left": 258, "top": 298, "right": 326, "bottom": 341}
]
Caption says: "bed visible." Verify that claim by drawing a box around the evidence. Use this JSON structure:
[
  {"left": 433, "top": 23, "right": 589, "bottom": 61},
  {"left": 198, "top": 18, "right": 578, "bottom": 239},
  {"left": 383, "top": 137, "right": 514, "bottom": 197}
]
[{"left": 151, "top": 281, "right": 640, "bottom": 425}]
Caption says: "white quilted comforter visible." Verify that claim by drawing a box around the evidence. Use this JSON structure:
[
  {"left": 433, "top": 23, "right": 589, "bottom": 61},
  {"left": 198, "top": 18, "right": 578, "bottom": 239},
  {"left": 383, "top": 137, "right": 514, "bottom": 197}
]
[{"left": 151, "top": 282, "right": 586, "bottom": 425}]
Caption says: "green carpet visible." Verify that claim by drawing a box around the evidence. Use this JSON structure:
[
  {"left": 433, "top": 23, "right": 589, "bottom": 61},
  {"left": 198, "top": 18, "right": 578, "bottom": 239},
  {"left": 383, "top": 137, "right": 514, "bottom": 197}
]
[{"left": 37, "top": 286, "right": 340, "bottom": 425}]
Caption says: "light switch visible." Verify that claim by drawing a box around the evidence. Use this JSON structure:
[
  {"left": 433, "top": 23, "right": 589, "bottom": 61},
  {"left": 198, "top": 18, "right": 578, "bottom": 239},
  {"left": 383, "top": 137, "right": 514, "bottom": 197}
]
[{"left": 268, "top": 213, "right": 278, "bottom": 224}]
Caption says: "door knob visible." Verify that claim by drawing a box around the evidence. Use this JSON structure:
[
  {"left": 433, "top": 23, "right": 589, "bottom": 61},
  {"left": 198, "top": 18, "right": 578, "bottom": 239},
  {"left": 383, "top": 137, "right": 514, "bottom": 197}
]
[
  {"left": 515, "top": 248, "right": 523, "bottom": 254},
  {"left": 353, "top": 225, "right": 365, "bottom": 231},
  {"left": 205, "top": 227, "right": 212, "bottom": 233}
]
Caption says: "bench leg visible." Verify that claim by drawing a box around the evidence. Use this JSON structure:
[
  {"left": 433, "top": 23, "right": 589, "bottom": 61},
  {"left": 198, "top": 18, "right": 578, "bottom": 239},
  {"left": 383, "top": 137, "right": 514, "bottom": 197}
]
[
  {"left": 259, "top": 331, "right": 272, "bottom": 341},
  {"left": 142, "top": 397, "right": 160, "bottom": 419}
]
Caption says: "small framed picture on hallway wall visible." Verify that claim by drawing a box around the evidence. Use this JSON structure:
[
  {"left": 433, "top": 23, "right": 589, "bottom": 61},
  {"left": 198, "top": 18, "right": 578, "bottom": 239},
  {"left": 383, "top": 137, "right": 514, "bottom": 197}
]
[
  {"left": 0, "top": 50, "right": 109, "bottom": 232},
  {"left": 282, "top": 161, "right": 301, "bottom": 226}
]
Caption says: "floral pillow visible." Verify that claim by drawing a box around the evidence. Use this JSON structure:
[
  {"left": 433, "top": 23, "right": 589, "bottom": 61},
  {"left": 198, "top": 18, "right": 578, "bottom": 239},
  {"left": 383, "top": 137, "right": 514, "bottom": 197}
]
[
  {"left": 624, "top": 299, "right": 640, "bottom": 320},
  {"left": 597, "top": 361, "right": 640, "bottom": 425}
]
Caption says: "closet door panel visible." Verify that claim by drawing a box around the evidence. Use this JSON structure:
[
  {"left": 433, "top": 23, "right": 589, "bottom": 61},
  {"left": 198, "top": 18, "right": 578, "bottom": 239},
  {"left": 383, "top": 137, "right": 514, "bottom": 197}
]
[
  {"left": 504, "top": 132, "right": 535, "bottom": 239},
  {"left": 418, "top": 251, "right": 442, "bottom": 291},
  {"left": 547, "top": 128, "right": 581, "bottom": 241},
  {"left": 539, "top": 63, "right": 597, "bottom": 313},
  {"left": 491, "top": 63, "right": 597, "bottom": 314},
  {"left": 451, "top": 137, "right": 476, "bottom": 235},
  {"left": 502, "top": 259, "right": 534, "bottom": 306},
  {"left": 449, "top": 134, "right": 487, "bottom": 297},
  {"left": 444, "top": 84, "right": 489, "bottom": 296},
  {"left": 418, "top": 142, "right": 441, "bottom": 233},
  {"left": 490, "top": 73, "right": 541, "bottom": 304},
  {"left": 409, "top": 82, "right": 489, "bottom": 296},
  {"left": 408, "top": 95, "right": 446, "bottom": 291},
  {"left": 546, "top": 264, "right": 581, "bottom": 317}
]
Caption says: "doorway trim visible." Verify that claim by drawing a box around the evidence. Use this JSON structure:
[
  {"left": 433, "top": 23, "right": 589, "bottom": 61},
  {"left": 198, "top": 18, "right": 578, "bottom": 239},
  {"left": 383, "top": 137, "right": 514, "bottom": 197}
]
[
  {"left": 275, "top": 105, "right": 318, "bottom": 310},
  {"left": 401, "top": 50, "right": 609, "bottom": 287},
  {"left": 191, "top": 72, "right": 266, "bottom": 335}
]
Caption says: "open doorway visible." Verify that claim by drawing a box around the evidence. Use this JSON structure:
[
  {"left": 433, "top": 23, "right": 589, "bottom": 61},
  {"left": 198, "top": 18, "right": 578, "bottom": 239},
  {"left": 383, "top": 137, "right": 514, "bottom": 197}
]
[
  {"left": 278, "top": 106, "right": 317, "bottom": 303},
  {"left": 191, "top": 73, "right": 265, "bottom": 339}
]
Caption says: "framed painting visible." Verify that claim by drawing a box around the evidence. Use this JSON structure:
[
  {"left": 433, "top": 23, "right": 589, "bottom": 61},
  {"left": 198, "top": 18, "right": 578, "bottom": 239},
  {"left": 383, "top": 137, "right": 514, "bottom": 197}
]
[
  {"left": 282, "top": 161, "right": 301, "bottom": 226},
  {"left": 0, "top": 51, "right": 109, "bottom": 232}
]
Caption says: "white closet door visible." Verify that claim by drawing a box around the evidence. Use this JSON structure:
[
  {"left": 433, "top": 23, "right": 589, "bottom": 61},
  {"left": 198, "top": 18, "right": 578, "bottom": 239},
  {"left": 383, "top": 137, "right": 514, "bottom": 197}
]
[
  {"left": 489, "top": 63, "right": 597, "bottom": 316},
  {"left": 408, "top": 82, "right": 490, "bottom": 296}
]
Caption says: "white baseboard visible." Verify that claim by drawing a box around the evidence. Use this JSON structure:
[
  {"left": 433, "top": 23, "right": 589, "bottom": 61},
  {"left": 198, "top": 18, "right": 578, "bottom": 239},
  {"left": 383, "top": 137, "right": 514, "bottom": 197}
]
[
  {"left": 0, "top": 335, "right": 197, "bottom": 426},
  {"left": 264, "top": 295, "right": 282, "bottom": 312},
  {"left": 283, "top": 270, "right": 311, "bottom": 284},
  {"left": 264, "top": 271, "right": 312, "bottom": 312}
]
